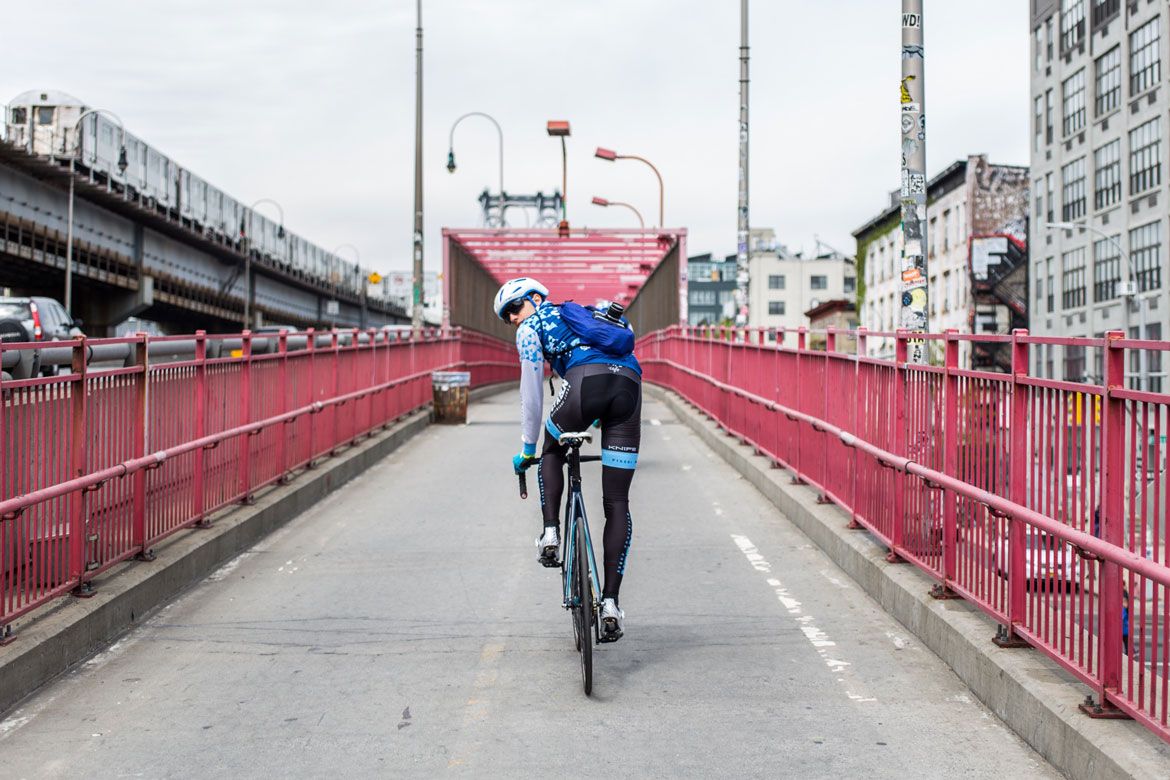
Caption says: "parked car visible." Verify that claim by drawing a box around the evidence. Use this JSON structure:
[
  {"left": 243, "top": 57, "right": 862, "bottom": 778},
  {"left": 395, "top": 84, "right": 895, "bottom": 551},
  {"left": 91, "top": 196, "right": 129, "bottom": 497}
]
[
  {"left": 0, "top": 296, "right": 83, "bottom": 344},
  {"left": 993, "top": 530, "right": 1078, "bottom": 591}
]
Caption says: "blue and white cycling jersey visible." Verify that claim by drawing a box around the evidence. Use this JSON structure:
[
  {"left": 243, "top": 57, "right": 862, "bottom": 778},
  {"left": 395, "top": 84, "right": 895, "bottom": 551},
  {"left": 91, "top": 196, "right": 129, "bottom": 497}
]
[{"left": 516, "top": 301, "right": 640, "bottom": 449}]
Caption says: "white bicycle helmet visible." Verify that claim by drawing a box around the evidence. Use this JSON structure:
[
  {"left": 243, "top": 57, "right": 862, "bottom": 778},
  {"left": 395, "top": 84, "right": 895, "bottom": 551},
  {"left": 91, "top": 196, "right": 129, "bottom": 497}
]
[{"left": 493, "top": 277, "right": 550, "bottom": 320}]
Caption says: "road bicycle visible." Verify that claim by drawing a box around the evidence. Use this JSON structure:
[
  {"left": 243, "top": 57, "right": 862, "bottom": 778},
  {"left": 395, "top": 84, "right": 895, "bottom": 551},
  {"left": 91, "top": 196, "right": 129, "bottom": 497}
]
[{"left": 519, "top": 431, "right": 604, "bottom": 695}]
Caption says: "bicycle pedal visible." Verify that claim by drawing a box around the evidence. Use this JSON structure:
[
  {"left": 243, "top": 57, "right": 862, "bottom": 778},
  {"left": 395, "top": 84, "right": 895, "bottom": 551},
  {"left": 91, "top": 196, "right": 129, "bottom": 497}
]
[
  {"left": 599, "top": 619, "right": 623, "bottom": 643},
  {"left": 538, "top": 551, "right": 561, "bottom": 568}
]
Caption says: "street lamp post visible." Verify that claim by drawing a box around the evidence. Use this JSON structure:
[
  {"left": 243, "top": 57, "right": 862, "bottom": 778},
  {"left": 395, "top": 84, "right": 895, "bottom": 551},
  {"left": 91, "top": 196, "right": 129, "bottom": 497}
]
[
  {"left": 447, "top": 112, "right": 505, "bottom": 224},
  {"left": 412, "top": 0, "right": 425, "bottom": 333},
  {"left": 594, "top": 147, "right": 664, "bottom": 228},
  {"left": 591, "top": 196, "right": 644, "bottom": 229},
  {"left": 1045, "top": 220, "right": 1147, "bottom": 389},
  {"left": 547, "top": 121, "right": 571, "bottom": 231},
  {"left": 245, "top": 199, "right": 285, "bottom": 330},
  {"left": 65, "top": 109, "right": 128, "bottom": 314}
]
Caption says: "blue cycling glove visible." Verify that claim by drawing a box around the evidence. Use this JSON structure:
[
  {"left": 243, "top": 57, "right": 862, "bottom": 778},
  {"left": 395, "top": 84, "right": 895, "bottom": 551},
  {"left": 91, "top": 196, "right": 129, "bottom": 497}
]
[{"left": 512, "top": 442, "right": 537, "bottom": 474}]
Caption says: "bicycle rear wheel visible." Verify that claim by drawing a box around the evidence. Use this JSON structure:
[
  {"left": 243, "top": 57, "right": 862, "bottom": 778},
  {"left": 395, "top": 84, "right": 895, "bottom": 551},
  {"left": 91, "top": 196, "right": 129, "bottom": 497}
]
[
  {"left": 568, "top": 520, "right": 582, "bottom": 653},
  {"left": 576, "top": 514, "right": 593, "bottom": 696}
]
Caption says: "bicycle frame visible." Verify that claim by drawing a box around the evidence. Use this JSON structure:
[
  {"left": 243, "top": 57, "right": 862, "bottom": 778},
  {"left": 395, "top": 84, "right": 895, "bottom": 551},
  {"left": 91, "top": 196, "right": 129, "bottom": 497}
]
[{"left": 561, "top": 446, "right": 603, "bottom": 613}]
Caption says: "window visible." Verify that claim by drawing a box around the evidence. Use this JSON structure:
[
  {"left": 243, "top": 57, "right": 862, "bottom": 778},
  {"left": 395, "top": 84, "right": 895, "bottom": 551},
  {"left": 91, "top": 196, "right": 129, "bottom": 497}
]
[
  {"left": 1053, "top": 259, "right": 1062, "bottom": 313},
  {"left": 690, "top": 289, "right": 716, "bottom": 306},
  {"left": 1091, "top": 0, "right": 1120, "bottom": 28},
  {"left": 1130, "top": 17, "right": 1160, "bottom": 96},
  {"left": 768, "top": 301, "right": 785, "bottom": 316},
  {"left": 844, "top": 276, "right": 856, "bottom": 294},
  {"left": 1094, "top": 46, "right": 1121, "bottom": 116},
  {"left": 1093, "top": 139, "right": 1121, "bottom": 210},
  {"left": 1045, "top": 89, "right": 1054, "bottom": 144},
  {"left": 36, "top": 107, "right": 54, "bottom": 125},
  {"left": 1129, "top": 221, "right": 1162, "bottom": 292},
  {"left": 1147, "top": 323, "right": 1163, "bottom": 393},
  {"left": 10, "top": 107, "right": 26, "bottom": 125},
  {"left": 1045, "top": 17, "right": 1054, "bottom": 61},
  {"left": 1062, "top": 69, "right": 1086, "bottom": 136},
  {"left": 1035, "top": 26, "right": 1044, "bottom": 72},
  {"left": 1064, "top": 345, "right": 1087, "bottom": 383},
  {"left": 1045, "top": 173, "right": 1055, "bottom": 223},
  {"left": 690, "top": 262, "right": 709, "bottom": 279},
  {"left": 1035, "top": 262, "right": 1045, "bottom": 305},
  {"left": 1060, "top": 0, "right": 1085, "bottom": 53},
  {"left": 1061, "top": 157, "right": 1087, "bottom": 221},
  {"left": 1092, "top": 235, "right": 1121, "bottom": 301},
  {"left": 1033, "top": 95, "right": 1044, "bottom": 151},
  {"left": 1129, "top": 117, "right": 1161, "bottom": 195},
  {"left": 1061, "top": 247, "right": 1087, "bottom": 309},
  {"left": 942, "top": 209, "right": 951, "bottom": 251},
  {"left": 767, "top": 274, "right": 785, "bottom": 290},
  {"left": 810, "top": 275, "right": 827, "bottom": 290}
]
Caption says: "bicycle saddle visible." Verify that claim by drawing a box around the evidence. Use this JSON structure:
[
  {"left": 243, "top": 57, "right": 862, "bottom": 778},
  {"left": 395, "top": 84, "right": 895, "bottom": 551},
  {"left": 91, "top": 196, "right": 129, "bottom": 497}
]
[{"left": 557, "top": 431, "right": 593, "bottom": 447}]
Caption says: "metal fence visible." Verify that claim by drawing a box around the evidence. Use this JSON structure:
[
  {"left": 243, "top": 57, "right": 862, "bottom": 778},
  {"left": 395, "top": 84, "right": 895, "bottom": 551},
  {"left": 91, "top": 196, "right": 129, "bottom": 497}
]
[
  {"left": 638, "top": 324, "right": 1170, "bottom": 745},
  {"left": 0, "top": 327, "right": 517, "bottom": 629}
]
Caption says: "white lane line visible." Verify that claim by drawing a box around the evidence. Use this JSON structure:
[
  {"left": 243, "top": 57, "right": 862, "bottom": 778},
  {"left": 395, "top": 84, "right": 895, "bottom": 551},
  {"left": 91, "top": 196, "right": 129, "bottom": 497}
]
[{"left": 731, "top": 534, "right": 877, "bottom": 703}]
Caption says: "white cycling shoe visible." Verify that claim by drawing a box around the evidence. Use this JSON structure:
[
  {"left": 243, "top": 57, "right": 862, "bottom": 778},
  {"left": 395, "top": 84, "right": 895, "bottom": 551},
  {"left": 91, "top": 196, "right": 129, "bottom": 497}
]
[
  {"left": 535, "top": 526, "right": 560, "bottom": 567},
  {"left": 599, "top": 597, "right": 624, "bottom": 642}
]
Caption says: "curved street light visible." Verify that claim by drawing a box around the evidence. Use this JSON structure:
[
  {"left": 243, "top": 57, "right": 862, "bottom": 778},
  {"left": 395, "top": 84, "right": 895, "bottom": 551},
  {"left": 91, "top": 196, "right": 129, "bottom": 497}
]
[
  {"left": 595, "top": 146, "right": 664, "bottom": 227},
  {"left": 447, "top": 111, "right": 504, "bottom": 195},
  {"left": 65, "top": 108, "right": 128, "bottom": 313},
  {"left": 591, "top": 196, "right": 644, "bottom": 229},
  {"left": 1045, "top": 220, "right": 1147, "bottom": 389}
]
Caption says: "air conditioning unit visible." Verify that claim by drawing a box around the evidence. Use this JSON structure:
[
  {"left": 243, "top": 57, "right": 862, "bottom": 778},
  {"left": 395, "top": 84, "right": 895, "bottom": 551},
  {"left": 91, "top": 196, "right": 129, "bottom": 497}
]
[{"left": 1117, "top": 281, "right": 1138, "bottom": 296}]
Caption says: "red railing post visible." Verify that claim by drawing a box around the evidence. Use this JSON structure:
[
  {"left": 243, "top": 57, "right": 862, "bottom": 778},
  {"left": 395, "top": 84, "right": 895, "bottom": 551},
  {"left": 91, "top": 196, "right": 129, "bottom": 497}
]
[
  {"left": 193, "top": 331, "right": 206, "bottom": 522},
  {"left": 237, "top": 331, "right": 253, "bottom": 504},
  {"left": 131, "top": 333, "right": 150, "bottom": 557},
  {"left": 277, "top": 330, "right": 289, "bottom": 481},
  {"left": 1002, "top": 329, "right": 1030, "bottom": 641},
  {"left": 941, "top": 329, "right": 959, "bottom": 591},
  {"left": 330, "top": 331, "right": 341, "bottom": 454},
  {"left": 1096, "top": 329, "right": 1127, "bottom": 709},
  {"left": 889, "top": 330, "right": 908, "bottom": 562},
  {"left": 306, "top": 329, "right": 318, "bottom": 467},
  {"left": 848, "top": 327, "right": 868, "bottom": 529},
  {"left": 794, "top": 327, "right": 808, "bottom": 481},
  {"left": 68, "top": 337, "right": 89, "bottom": 593}
]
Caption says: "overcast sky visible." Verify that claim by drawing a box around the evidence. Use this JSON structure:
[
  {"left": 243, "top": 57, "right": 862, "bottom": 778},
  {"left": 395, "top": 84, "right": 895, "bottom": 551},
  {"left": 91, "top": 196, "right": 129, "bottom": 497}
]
[{"left": 3, "top": 1, "right": 1029, "bottom": 274}]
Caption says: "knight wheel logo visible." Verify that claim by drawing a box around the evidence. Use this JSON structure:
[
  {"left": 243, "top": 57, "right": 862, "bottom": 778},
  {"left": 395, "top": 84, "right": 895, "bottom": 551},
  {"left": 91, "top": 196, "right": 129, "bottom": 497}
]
[{"left": 607, "top": 364, "right": 622, "bottom": 374}]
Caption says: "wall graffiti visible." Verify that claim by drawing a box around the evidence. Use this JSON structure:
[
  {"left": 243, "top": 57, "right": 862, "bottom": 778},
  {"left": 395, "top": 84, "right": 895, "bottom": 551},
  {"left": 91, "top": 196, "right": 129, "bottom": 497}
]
[{"left": 900, "top": 0, "right": 927, "bottom": 363}]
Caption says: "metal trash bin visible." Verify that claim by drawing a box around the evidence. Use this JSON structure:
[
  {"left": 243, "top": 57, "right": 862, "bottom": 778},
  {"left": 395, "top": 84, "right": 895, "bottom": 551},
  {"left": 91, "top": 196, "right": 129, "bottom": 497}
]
[{"left": 431, "top": 371, "right": 471, "bottom": 424}]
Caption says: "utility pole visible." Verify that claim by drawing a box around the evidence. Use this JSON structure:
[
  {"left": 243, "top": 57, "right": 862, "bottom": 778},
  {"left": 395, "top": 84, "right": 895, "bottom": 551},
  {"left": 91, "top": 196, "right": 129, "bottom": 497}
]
[
  {"left": 900, "top": 0, "right": 928, "bottom": 362},
  {"left": 412, "top": 0, "right": 425, "bottom": 332},
  {"left": 735, "top": 0, "right": 750, "bottom": 326}
]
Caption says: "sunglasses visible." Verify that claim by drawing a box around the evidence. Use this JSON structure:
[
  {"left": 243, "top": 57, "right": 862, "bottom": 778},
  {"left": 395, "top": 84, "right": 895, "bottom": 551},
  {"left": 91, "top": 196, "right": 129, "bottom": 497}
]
[{"left": 501, "top": 299, "right": 527, "bottom": 320}]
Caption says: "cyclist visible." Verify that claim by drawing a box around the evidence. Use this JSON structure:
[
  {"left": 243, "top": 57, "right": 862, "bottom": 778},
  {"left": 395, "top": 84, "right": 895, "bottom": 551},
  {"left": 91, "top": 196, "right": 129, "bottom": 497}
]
[{"left": 494, "top": 277, "right": 642, "bottom": 642}]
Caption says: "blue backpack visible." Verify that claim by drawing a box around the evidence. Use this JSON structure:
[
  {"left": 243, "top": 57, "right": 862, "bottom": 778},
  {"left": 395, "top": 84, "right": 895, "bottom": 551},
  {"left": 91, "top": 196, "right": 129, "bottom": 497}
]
[{"left": 558, "top": 301, "right": 635, "bottom": 357}]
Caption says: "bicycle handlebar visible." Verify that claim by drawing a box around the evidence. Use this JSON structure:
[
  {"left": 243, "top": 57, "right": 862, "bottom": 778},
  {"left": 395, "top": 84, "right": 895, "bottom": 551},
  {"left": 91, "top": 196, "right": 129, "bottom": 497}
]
[{"left": 517, "top": 455, "right": 602, "bottom": 499}]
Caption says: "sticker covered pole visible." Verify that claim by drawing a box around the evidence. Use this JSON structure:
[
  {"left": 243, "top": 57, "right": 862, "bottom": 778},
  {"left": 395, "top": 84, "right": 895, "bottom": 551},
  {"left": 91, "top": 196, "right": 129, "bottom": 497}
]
[
  {"left": 900, "top": 0, "right": 928, "bottom": 363},
  {"left": 734, "top": 0, "right": 750, "bottom": 326}
]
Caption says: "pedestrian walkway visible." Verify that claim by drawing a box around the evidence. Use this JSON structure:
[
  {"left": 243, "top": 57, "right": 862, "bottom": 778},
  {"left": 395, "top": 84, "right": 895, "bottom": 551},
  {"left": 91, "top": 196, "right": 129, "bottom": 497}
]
[{"left": 0, "top": 390, "right": 1057, "bottom": 777}]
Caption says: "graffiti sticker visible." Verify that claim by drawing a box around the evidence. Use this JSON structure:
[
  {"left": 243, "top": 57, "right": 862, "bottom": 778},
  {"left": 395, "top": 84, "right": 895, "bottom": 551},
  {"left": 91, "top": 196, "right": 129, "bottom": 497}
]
[
  {"left": 902, "top": 44, "right": 924, "bottom": 59},
  {"left": 900, "top": 75, "right": 916, "bottom": 104}
]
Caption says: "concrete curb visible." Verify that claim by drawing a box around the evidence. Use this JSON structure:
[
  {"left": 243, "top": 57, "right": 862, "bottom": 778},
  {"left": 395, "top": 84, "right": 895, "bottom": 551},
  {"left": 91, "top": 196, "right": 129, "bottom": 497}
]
[
  {"left": 0, "top": 381, "right": 516, "bottom": 718},
  {"left": 649, "top": 384, "right": 1170, "bottom": 780}
]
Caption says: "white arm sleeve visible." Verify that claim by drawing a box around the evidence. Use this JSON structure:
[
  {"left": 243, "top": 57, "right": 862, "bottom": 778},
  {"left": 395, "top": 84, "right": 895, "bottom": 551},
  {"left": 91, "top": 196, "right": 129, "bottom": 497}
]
[{"left": 516, "top": 324, "right": 545, "bottom": 448}]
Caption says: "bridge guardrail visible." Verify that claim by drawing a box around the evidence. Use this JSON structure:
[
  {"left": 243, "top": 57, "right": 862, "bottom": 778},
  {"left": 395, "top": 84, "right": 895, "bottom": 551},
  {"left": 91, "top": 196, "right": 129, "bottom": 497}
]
[
  {"left": 0, "top": 327, "right": 517, "bottom": 633},
  {"left": 639, "top": 324, "right": 1170, "bottom": 745}
]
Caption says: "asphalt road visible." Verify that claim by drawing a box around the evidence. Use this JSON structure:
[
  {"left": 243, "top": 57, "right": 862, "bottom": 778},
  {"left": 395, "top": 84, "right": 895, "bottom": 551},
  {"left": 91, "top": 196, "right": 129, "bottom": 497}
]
[{"left": 0, "top": 389, "right": 1059, "bottom": 778}]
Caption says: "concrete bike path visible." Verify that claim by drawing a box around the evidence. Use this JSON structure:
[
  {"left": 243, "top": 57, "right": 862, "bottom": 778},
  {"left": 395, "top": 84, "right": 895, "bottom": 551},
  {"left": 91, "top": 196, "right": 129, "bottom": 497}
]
[{"left": 0, "top": 389, "right": 1058, "bottom": 777}]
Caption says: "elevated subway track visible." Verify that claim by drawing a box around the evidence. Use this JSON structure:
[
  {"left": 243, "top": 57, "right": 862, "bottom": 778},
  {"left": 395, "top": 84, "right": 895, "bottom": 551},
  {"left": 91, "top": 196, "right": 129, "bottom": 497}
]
[{"left": 0, "top": 141, "right": 409, "bottom": 333}]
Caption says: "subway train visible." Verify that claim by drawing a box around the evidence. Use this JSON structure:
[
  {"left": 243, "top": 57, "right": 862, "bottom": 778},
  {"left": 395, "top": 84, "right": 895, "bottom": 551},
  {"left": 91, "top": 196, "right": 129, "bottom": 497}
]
[{"left": 4, "top": 90, "right": 364, "bottom": 297}]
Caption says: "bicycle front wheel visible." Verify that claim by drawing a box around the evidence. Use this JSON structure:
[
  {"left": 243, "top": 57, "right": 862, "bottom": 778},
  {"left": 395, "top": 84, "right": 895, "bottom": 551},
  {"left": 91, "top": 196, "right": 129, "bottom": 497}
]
[{"left": 576, "top": 515, "right": 593, "bottom": 696}]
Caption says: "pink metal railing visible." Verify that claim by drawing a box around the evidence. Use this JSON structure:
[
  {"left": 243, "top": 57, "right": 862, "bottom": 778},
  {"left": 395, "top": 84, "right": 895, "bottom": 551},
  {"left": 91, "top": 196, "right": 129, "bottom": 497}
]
[
  {"left": 639, "top": 324, "right": 1170, "bottom": 744},
  {"left": 0, "top": 327, "right": 517, "bottom": 630}
]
